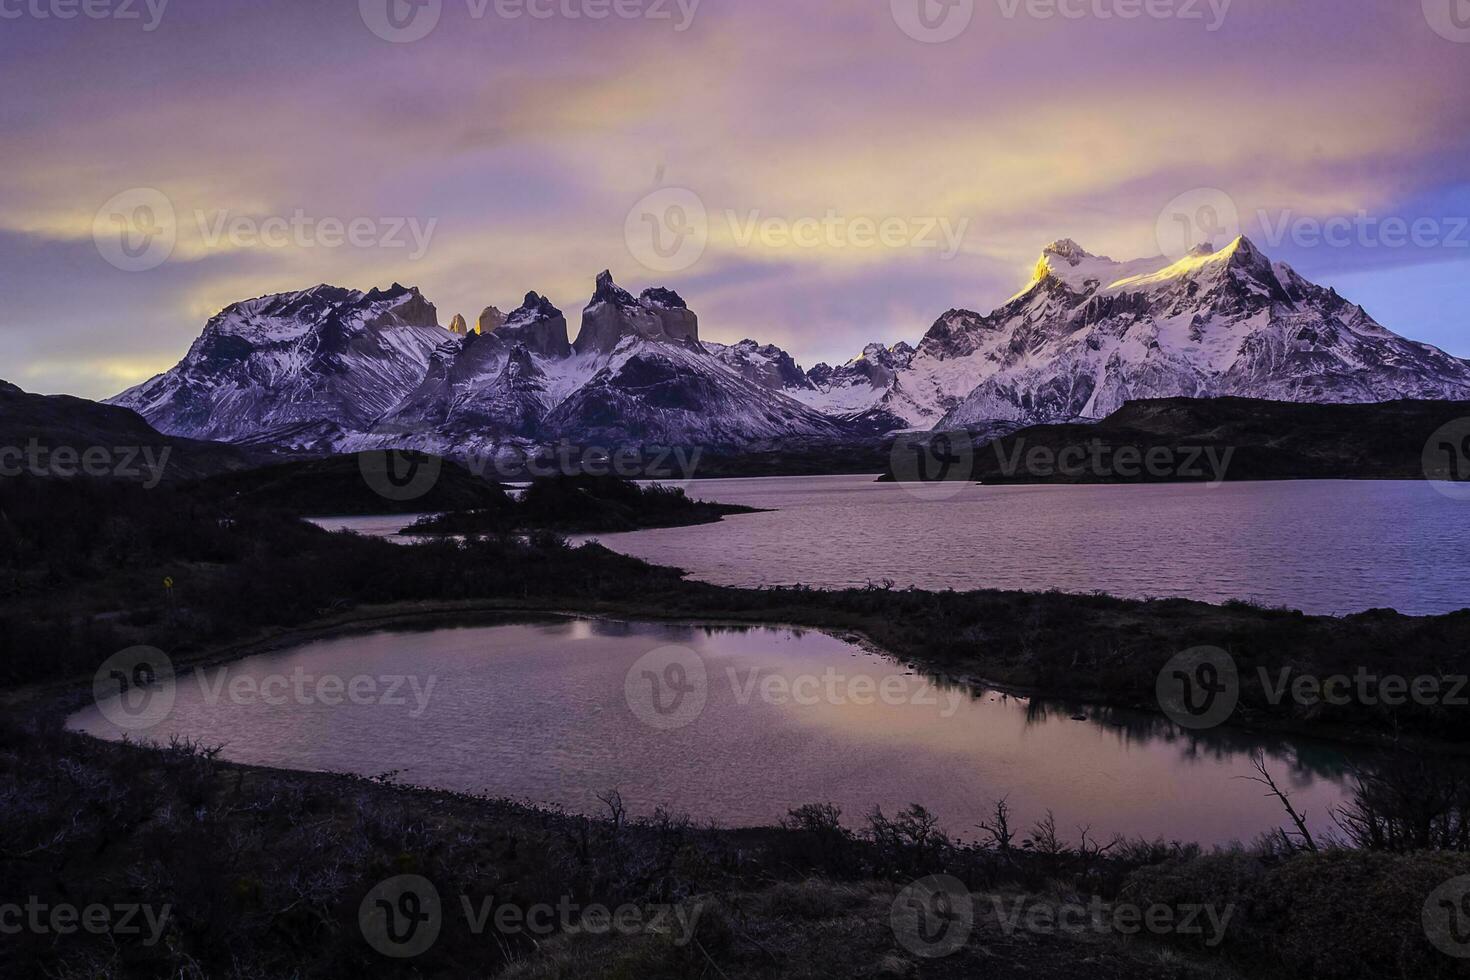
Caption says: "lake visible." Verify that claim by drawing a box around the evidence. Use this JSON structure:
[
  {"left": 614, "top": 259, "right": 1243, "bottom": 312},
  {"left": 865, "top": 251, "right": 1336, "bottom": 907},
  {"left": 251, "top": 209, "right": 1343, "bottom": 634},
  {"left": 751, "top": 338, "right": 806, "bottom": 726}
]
[
  {"left": 563, "top": 476, "right": 1470, "bottom": 617},
  {"left": 69, "top": 618, "right": 1382, "bottom": 846}
]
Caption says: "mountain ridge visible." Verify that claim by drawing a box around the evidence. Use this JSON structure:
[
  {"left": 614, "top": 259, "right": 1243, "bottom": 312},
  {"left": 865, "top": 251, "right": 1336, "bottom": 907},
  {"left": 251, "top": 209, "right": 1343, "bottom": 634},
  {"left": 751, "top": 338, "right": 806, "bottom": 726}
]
[{"left": 107, "top": 236, "right": 1470, "bottom": 455}]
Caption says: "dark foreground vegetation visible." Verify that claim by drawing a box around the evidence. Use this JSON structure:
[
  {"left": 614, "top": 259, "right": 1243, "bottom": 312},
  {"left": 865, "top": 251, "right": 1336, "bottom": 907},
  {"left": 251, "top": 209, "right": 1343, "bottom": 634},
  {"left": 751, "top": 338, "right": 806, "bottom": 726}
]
[
  {"left": 187, "top": 452, "right": 512, "bottom": 515},
  {"left": 4, "top": 473, "right": 1470, "bottom": 978},
  {"left": 882, "top": 397, "right": 1470, "bottom": 484},
  {"left": 5, "top": 710, "right": 1468, "bottom": 980}
]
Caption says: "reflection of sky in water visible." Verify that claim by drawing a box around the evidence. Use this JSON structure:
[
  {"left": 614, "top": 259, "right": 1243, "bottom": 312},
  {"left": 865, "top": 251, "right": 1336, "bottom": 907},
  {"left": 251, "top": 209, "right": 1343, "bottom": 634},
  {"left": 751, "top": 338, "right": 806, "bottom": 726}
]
[
  {"left": 566, "top": 476, "right": 1469, "bottom": 616},
  {"left": 306, "top": 514, "right": 435, "bottom": 542},
  {"left": 69, "top": 618, "right": 1395, "bottom": 846}
]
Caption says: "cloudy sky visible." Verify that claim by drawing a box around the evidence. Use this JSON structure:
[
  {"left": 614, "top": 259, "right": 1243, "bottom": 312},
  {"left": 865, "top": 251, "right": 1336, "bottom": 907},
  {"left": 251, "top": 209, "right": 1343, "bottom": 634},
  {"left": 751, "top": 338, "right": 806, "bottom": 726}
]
[{"left": 3, "top": 0, "right": 1469, "bottom": 399}]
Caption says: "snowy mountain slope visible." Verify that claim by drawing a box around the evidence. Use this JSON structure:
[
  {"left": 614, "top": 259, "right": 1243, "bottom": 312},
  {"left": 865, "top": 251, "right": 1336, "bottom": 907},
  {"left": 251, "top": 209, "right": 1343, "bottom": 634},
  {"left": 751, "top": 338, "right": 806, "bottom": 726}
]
[
  {"left": 375, "top": 292, "right": 583, "bottom": 434},
  {"left": 110, "top": 235, "right": 1470, "bottom": 457},
  {"left": 109, "top": 284, "right": 450, "bottom": 442},
  {"left": 350, "top": 272, "right": 846, "bottom": 455},
  {"left": 938, "top": 236, "right": 1470, "bottom": 427},
  {"left": 542, "top": 274, "right": 846, "bottom": 448},
  {"left": 704, "top": 339, "right": 816, "bottom": 394},
  {"left": 543, "top": 332, "right": 848, "bottom": 448},
  {"left": 796, "top": 342, "right": 919, "bottom": 421},
  {"left": 818, "top": 237, "right": 1470, "bottom": 429}
]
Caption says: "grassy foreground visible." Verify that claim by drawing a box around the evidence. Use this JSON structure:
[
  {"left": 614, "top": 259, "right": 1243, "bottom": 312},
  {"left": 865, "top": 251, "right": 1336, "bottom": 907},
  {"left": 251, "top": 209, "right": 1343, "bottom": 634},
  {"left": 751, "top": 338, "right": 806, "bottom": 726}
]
[
  {"left": 3, "top": 474, "right": 1470, "bottom": 977},
  {"left": 6, "top": 709, "right": 1468, "bottom": 980}
]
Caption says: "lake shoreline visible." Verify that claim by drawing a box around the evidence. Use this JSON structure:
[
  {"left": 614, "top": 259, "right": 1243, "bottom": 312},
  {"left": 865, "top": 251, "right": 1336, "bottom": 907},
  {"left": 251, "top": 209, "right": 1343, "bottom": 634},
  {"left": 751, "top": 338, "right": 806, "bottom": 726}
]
[
  {"left": 551, "top": 476, "right": 1470, "bottom": 618},
  {"left": 8, "top": 482, "right": 1469, "bottom": 979},
  {"left": 26, "top": 593, "right": 1470, "bottom": 763}
]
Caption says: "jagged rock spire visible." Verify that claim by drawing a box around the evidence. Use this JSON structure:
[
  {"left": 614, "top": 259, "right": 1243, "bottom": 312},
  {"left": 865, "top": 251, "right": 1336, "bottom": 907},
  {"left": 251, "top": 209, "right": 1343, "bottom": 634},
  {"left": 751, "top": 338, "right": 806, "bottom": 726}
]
[{"left": 573, "top": 271, "right": 700, "bottom": 355}]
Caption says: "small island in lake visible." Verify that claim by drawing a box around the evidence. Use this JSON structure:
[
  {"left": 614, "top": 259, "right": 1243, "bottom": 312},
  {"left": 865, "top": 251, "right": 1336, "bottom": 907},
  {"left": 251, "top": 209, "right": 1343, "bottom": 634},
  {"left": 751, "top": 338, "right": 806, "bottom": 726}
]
[{"left": 403, "top": 473, "right": 765, "bottom": 536}]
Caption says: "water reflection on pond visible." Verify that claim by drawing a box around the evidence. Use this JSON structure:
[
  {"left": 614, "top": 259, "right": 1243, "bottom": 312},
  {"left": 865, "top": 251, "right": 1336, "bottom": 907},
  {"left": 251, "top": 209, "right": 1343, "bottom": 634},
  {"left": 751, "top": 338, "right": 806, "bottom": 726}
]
[{"left": 71, "top": 617, "right": 1391, "bottom": 845}]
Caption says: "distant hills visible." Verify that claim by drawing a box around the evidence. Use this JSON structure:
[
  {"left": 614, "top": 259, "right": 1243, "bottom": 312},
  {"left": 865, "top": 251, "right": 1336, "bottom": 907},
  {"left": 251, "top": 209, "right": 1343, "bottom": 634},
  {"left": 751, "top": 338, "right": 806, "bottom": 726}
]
[
  {"left": 185, "top": 453, "right": 510, "bottom": 515},
  {"left": 0, "top": 380, "right": 261, "bottom": 483},
  {"left": 6, "top": 376, "right": 1470, "bottom": 487},
  {"left": 911, "top": 397, "right": 1470, "bottom": 484}
]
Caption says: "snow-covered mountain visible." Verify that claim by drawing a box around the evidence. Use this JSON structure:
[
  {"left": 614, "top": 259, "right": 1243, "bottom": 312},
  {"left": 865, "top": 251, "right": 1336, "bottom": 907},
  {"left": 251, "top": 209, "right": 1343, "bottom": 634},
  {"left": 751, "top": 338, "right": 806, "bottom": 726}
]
[
  {"left": 705, "top": 339, "right": 816, "bottom": 394},
  {"left": 817, "top": 236, "right": 1470, "bottom": 428},
  {"left": 111, "top": 235, "right": 1470, "bottom": 457},
  {"left": 546, "top": 273, "right": 846, "bottom": 447},
  {"left": 111, "top": 284, "right": 446, "bottom": 447},
  {"left": 114, "top": 273, "right": 849, "bottom": 457}
]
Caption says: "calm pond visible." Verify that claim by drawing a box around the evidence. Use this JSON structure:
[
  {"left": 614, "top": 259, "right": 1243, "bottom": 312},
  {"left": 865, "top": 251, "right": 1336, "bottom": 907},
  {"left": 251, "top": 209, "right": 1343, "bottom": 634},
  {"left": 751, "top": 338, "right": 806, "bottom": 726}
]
[{"left": 70, "top": 618, "right": 1384, "bottom": 846}]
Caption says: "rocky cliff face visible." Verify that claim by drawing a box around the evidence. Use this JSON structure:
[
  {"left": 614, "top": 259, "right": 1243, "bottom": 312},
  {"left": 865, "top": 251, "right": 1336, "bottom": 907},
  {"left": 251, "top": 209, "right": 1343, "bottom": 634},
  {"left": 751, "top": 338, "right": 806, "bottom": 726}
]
[
  {"left": 573, "top": 272, "right": 702, "bottom": 355},
  {"left": 478, "top": 306, "right": 507, "bottom": 335},
  {"left": 638, "top": 286, "right": 700, "bottom": 346},
  {"left": 497, "top": 292, "right": 571, "bottom": 359}
]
